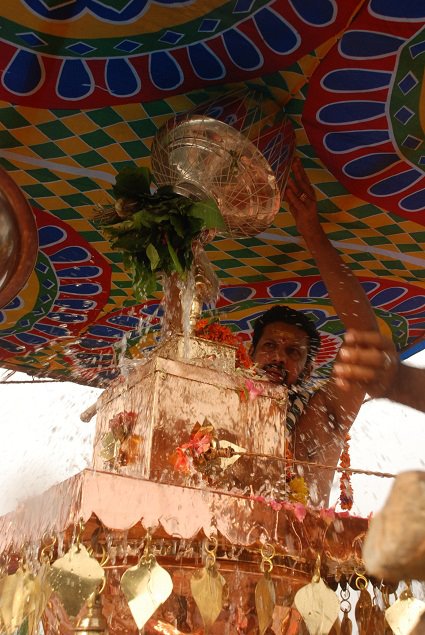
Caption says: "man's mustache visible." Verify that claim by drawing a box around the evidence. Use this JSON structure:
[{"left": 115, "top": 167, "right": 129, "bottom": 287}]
[{"left": 262, "top": 362, "right": 288, "bottom": 385}]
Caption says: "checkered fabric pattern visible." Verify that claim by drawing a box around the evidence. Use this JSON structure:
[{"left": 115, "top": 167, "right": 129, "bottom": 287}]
[{"left": 0, "top": 48, "right": 424, "bottom": 382}]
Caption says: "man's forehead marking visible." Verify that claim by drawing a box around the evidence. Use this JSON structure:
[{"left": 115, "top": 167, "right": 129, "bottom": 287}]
[{"left": 261, "top": 323, "right": 308, "bottom": 338}]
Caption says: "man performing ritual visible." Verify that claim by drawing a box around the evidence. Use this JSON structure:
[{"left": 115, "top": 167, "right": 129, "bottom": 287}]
[{"left": 250, "top": 157, "right": 379, "bottom": 505}]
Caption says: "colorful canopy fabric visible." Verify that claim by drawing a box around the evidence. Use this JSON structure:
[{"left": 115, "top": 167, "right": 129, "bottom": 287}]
[{"left": 0, "top": 0, "right": 424, "bottom": 385}]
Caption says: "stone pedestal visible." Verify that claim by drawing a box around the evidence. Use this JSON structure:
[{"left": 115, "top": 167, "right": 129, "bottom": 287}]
[{"left": 92, "top": 335, "right": 288, "bottom": 491}]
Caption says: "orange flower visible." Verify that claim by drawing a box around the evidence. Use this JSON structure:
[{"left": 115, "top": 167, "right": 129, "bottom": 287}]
[
  {"left": 194, "top": 319, "right": 252, "bottom": 369},
  {"left": 171, "top": 423, "right": 215, "bottom": 475},
  {"left": 169, "top": 447, "right": 191, "bottom": 474},
  {"left": 119, "top": 434, "right": 142, "bottom": 466}
]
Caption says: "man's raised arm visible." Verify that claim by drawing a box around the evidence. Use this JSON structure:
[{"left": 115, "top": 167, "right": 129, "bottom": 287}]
[
  {"left": 282, "top": 159, "right": 383, "bottom": 503},
  {"left": 285, "top": 157, "right": 378, "bottom": 334},
  {"left": 335, "top": 329, "right": 425, "bottom": 414}
]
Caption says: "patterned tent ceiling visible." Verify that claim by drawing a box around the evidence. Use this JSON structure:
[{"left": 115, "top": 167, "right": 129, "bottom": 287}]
[{"left": 0, "top": 0, "right": 424, "bottom": 386}]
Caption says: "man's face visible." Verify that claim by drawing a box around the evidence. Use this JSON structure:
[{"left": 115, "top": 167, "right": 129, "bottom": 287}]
[{"left": 251, "top": 321, "right": 310, "bottom": 386}]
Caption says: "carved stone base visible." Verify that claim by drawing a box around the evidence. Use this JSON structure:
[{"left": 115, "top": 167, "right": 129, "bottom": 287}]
[{"left": 93, "top": 336, "right": 288, "bottom": 494}]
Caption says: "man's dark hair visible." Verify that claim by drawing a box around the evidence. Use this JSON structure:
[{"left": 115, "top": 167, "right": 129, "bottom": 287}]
[{"left": 251, "top": 305, "right": 321, "bottom": 362}]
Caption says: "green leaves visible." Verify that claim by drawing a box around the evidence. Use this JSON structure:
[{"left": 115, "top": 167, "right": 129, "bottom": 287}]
[
  {"left": 113, "top": 166, "right": 151, "bottom": 198},
  {"left": 189, "top": 199, "right": 225, "bottom": 231},
  {"left": 132, "top": 209, "right": 170, "bottom": 229},
  {"left": 96, "top": 166, "right": 227, "bottom": 301},
  {"left": 146, "top": 243, "right": 160, "bottom": 271},
  {"left": 103, "top": 219, "right": 136, "bottom": 235},
  {"left": 165, "top": 236, "right": 183, "bottom": 275},
  {"left": 169, "top": 213, "right": 184, "bottom": 237}
]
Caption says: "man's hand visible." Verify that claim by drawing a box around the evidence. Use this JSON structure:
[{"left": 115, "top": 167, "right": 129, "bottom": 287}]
[
  {"left": 334, "top": 329, "right": 399, "bottom": 398},
  {"left": 284, "top": 156, "right": 319, "bottom": 235}
]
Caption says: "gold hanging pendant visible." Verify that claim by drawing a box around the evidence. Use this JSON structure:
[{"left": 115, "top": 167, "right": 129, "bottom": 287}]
[
  {"left": 190, "top": 537, "right": 226, "bottom": 632},
  {"left": 0, "top": 567, "right": 36, "bottom": 634},
  {"left": 256, "top": 574, "right": 276, "bottom": 635},
  {"left": 355, "top": 585, "right": 372, "bottom": 634},
  {"left": 255, "top": 544, "right": 276, "bottom": 635},
  {"left": 385, "top": 586, "right": 425, "bottom": 635},
  {"left": 366, "top": 603, "right": 386, "bottom": 635},
  {"left": 294, "top": 556, "right": 340, "bottom": 635},
  {"left": 190, "top": 565, "right": 227, "bottom": 631},
  {"left": 100, "top": 431, "right": 119, "bottom": 463},
  {"left": 120, "top": 553, "right": 173, "bottom": 630},
  {"left": 0, "top": 550, "right": 53, "bottom": 635},
  {"left": 341, "top": 610, "right": 353, "bottom": 635},
  {"left": 48, "top": 543, "right": 105, "bottom": 618},
  {"left": 26, "top": 563, "right": 52, "bottom": 635},
  {"left": 329, "top": 620, "right": 341, "bottom": 635}
]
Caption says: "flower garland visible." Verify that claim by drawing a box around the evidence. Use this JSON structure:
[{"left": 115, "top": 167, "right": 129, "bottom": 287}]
[
  {"left": 194, "top": 318, "right": 252, "bottom": 369},
  {"left": 338, "top": 433, "right": 354, "bottom": 510},
  {"left": 95, "top": 166, "right": 225, "bottom": 299}
]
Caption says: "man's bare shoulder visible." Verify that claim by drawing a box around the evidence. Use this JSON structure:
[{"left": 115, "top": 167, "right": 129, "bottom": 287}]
[
  {"left": 296, "top": 387, "right": 328, "bottom": 427},
  {"left": 294, "top": 386, "right": 345, "bottom": 472}
]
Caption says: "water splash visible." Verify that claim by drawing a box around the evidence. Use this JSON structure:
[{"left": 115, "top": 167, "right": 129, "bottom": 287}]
[{"left": 178, "top": 268, "right": 196, "bottom": 359}]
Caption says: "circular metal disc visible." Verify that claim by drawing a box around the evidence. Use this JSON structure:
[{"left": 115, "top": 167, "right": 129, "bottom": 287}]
[{"left": 0, "top": 167, "right": 38, "bottom": 309}]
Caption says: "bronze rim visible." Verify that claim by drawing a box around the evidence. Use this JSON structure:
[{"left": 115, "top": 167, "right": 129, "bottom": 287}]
[{"left": 0, "top": 167, "right": 38, "bottom": 309}]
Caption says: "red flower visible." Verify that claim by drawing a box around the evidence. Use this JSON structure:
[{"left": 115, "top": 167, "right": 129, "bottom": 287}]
[
  {"left": 171, "top": 424, "right": 214, "bottom": 474},
  {"left": 181, "top": 428, "right": 213, "bottom": 456}
]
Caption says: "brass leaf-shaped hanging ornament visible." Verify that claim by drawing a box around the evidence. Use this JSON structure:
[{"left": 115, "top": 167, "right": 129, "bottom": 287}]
[
  {"left": 294, "top": 578, "right": 340, "bottom": 634},
  {"left": 100, "top": 431, "right": 119, "bottom": 462},
  {"left": 385, "top": 588, "right": 425, "bottom": 635},
  {"left": 366, "top": 604, "right": 386, "bottom": 635},
  {"left": 0, "top": 568, "right": 35, "bottom": 634},
  {"left": 256, "top": 543, "right": 276, "bottom": 635},
  {"left": 48, "top": 544, "right": 105, "bottom": 618},
  {"left": 341, "top": 610, "right": 353, "bottom": 635},
  {"left": 329, "top": 621, "right": 341, "bottom": 635},
  {"left": 121, "top": 555, "right": 173, "bottom": 629},
  {"left": 255, "top": 572, "right": 276, "bottom": 635},
  {"left": 355, "top": 587, "right": 373, "bottom": 634},
  {"left": 0, "top": 563, "right": 52, "bottom": 635},
  {"left": 190, "top": 563, "right": 226, "bottom": 631},
  {"left": 26, "top": 563, "right": 52, "bottom": 635}
]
